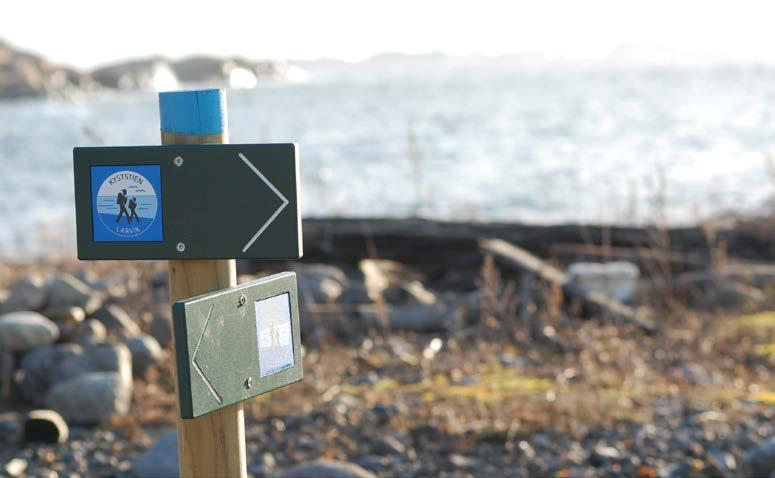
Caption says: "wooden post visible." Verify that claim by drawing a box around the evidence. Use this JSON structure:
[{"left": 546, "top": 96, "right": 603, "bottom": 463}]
[{"left": 159, "top": 89, "right": 247, "bottom": 478}]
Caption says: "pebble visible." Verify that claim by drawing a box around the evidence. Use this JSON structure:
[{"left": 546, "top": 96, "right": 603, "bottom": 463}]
[
  {"left": 4, "top": 458, "right": 27, "bottom": 477},
  {"left": 449, "top": 454, "right": 477, "bottom": 469},
  {"left": 354, "top": 455, "right": 391, "bottom": 473},
  {"left": 0, "top": 311, "right": 59, "bottom": 352},
  {"left": 276, "top": 459, "right": 378, "bottom": 478},
  {"left": 124, "top": 334, "right": 164, "bottom": 376},
  {"left": 590, "top": 444, "right": 621, "bottom": 467},
  {"left": 370, "top": 404, "right": 392, "bottom": 426},
  {"left": 371, "top": 435, "right": 406, "bottom": 455},
  {"left": 23, "top": 409, "right": 68, "bottom": 444}
]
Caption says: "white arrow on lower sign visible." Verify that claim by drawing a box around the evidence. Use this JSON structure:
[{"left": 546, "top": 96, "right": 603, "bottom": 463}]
[
  {"left": 238, "top": 152, "right": 290, "bottom": 253},
  {"left": 191, "top": 303, "right": 222, "bottom": 403}
]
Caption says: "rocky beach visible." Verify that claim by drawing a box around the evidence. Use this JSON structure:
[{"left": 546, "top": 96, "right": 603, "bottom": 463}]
[{"left": 0, "top": 217, "right": 773, "bottom": 477}]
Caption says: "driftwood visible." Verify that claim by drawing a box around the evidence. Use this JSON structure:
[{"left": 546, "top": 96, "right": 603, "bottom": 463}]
[
  {"left": 293, "top": 218, "right": 775, "bottom": 281},
  {"left": 480, "top": 238, "right": 657, "bottom": 333}
]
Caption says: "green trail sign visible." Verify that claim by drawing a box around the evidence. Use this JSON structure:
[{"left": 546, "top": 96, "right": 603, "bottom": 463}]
[
  {"left": 172, "top": 272, "right": 303, "bottom": 418},
  {"left": 73, "top": 143, "right": 302, "bottom": 260}
]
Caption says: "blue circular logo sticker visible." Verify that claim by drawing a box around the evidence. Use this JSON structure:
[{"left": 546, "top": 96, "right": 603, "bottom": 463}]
[{"left": 91, "top": 165, "right": 164, "bottom": 242}]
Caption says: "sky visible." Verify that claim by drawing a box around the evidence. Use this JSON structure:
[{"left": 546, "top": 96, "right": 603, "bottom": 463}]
[{"left": 3, "top": 0, "right": 775, "bottom": 68}]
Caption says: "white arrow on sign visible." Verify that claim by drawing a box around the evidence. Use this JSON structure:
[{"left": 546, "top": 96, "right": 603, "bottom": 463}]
[
  {"left": 239, "top": 152, "right": 290, "bottom": 253},
  {"left": 191, "top": 303, "right": 223, "bottom": 403}
]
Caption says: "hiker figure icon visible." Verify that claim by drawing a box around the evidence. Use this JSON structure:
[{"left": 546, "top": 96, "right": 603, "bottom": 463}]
[
  {"left": 269, "top": 321, "right": 280, "bottom": 347},
  {"left": 128, "top": 198, "right": 140, "bottom": 224},
  {"left": 115, "top": 189, "right": 130, "bottom": 223}
]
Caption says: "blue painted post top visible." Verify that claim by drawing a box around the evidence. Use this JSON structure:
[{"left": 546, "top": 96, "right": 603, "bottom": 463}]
[{"left": 159, "top": 89, "right": 228, "bottom": 136}]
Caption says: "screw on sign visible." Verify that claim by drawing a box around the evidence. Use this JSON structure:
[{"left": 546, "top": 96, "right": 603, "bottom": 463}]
[{"left": 71, "top": 89, "right": 304, "bottom": 478}]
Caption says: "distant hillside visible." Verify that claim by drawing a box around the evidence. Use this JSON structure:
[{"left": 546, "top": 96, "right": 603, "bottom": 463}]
[
  {"left": 0, "top": 40, "right": 283, "bottom": 99},
  {"left": 0, "top": 40, "right": 88, "bottom": 98}
]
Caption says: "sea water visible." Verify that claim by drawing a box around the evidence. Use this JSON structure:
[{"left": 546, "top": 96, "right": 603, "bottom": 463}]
[{"left": 0, "top": 61, "right": 773, "bottom": 257}]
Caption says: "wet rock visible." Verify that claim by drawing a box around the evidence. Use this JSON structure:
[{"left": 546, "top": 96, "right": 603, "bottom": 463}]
[
  {"left": 275, "top": 459, "right": 378, "bottom": 478},
  {"left": 67, "top": 319, "right": 107, "bottom": 346},
  {"left": 371, "top": 435, "right": 406, "bottom": 455},
  {"left": 19, "top": 343, "right": 83, "bottom": 402},
  {"left": 131, "top": 430, "right": 178, "bottom": 478},
  {"left": 147, "top": 314, "right": 172, "bottom": 348},
  {"left": 23, "top": 409, "right": 68, "bottom": 444},
  {"left": 5, "top": 275, "right": 47, "bottom": 311},
  {"left": 92, "top": 305, "right": 141, "bottom": 338},
  {"left": 294, "top": 264, "right": 347, "bottom": 304},
  {"left": 124, "top": 334, "right": 164, "bottom": 376},
  {"left": 41, "top": 305, "right": 85, "bottom": 323},
  {"left": 739, "top": 439, "right": 775, "bottom": 478},
  {"left": 44, "top": 371, "right": 132, "bottom": 425},
  {"left": 0, "top": 311, "right": 59, "bottom": 352},
  {"left": 46, "top": 274, "right": 98, "bottom": 311}
]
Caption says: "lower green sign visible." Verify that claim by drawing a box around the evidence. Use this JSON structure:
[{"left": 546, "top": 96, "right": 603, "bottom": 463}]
[{"left": 172, "top": 272, "right": 303, "bottom": 419}]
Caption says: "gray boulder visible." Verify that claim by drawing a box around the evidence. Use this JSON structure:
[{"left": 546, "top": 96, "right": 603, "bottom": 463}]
[
  {"left": 67, "top": 319, "right": 107, "bottom": 346},
  {"left": 125, "top": 335, "right": 164, "bottom": 376},
  {"left": 41, "top": 305, "right": 85, "bottom": 323},
  {"left": 19, "top": 343, "right": 82, "bottom": 402},
  {"left": 5, "top": 275, "right": 47, "bottom": 311},
  {"left": 131, "top": 430, "right": 178, "bottom": 478},
  {"left": 0, "top": 311, "right": 59, "bottom": 352},
  {"left": 53, "top": 343, "right": 132, "bottom": 385},
  {"left": 44, "top": 371, "right": 132, "bottom": 425},
  {"left": 46, "top": 274, "right": 99, "bottom": 311},
  {"left": 274, "top": 460, "right": 377, "bottom": 478},
  {"left": 739, "top": 439, "right": 775, "bottom": 478},
  {"left": 93, "top": 305, "right": 141, "bottom": 338}
]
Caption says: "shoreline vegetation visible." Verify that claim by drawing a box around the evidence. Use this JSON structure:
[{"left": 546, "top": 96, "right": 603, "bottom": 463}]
[{"left": 0, "top": 215, "right": 774, "bottom": 476}]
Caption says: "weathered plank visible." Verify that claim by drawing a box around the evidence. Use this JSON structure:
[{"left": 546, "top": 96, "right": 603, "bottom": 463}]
[{"left": 480, "top": 238, "right": 657, "bottom": 333}]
